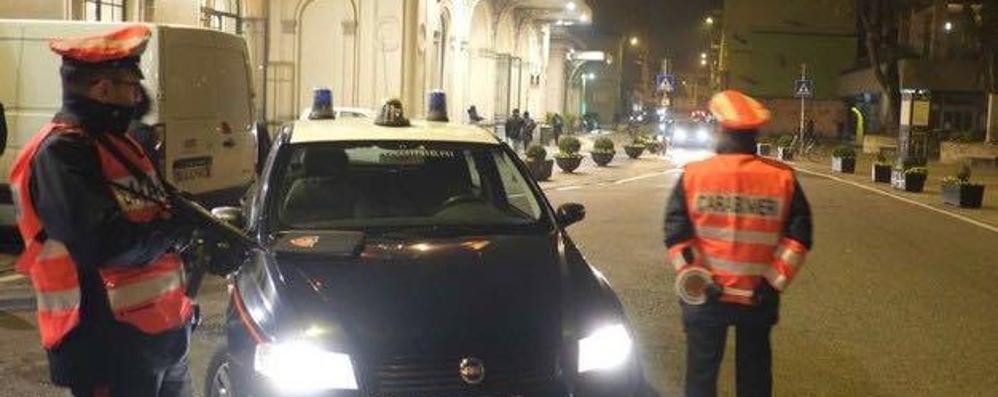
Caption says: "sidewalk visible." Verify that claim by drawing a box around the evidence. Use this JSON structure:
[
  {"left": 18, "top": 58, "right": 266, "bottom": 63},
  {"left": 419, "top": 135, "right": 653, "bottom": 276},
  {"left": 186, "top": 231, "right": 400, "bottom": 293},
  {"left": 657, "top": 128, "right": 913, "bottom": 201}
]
[
  {"left": 531, "top": 132, "right": 675, "bottom": 190},
  {"left": 792, "top": 151, "right": 998, "bottom": 229}
]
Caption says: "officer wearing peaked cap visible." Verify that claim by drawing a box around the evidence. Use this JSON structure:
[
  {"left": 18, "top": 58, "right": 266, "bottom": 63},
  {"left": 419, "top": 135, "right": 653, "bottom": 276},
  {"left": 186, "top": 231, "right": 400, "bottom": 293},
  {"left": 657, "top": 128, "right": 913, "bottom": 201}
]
[
  {"left": 9, "top": 25, "right": 197, "bottom": 396},
  {"left": 664, "top": 90, "right": 813, "bottom": 397}
]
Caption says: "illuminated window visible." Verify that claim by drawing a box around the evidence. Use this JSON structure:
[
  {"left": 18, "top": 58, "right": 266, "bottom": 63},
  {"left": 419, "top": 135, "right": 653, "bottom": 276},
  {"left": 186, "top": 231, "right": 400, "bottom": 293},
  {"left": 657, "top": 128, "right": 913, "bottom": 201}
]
[
  {"left": 84, "top": 0, "right": 125, "bottom": 22},
  {"left": 202, "top": 0, "right": 242, "bottom": 34}
]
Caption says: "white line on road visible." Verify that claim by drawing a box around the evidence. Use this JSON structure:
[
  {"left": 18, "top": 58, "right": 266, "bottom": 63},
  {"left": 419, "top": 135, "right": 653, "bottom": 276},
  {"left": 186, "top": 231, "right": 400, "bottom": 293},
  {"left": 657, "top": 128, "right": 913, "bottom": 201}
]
[
  {"left": 796, "top": 167, "right": 998, "bottom": 234},
  {"left": 614, "top": 172, "right": 669, "bottom": 184},
  {"left": 555, "top": 186, "right": 583, "bottom": 191}
]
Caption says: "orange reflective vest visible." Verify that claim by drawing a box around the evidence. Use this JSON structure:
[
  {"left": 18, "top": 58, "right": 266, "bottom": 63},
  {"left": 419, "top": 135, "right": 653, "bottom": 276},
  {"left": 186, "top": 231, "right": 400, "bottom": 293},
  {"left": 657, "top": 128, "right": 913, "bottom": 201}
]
[
  {"left": 10, "top": 123, "right": 193, "bottom": 348},
  {"left": 669, "top": 154, "right": 809, "bottom": 305}
]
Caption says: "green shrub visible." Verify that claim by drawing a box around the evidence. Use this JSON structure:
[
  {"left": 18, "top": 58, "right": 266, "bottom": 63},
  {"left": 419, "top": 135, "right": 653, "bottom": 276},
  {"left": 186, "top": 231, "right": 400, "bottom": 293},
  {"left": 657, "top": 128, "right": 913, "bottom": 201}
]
[
  {"left": 904, "top": 167, "right": 928, "bottom": 175},
  {"left": 526, "top": 144, "right": 547, "bottom": 160},
  {"left": 875, "top": 153, "right": 893, "bottom": 165},
  {"left": 757, "top": 135, "right": 775, "bottom": 144},
  {"left": 558, "top": 136, "right": 582, "bottom": 155},
  {"left": 645, "top": 140, "right": 664, "bottom": 152},
  {"left": 832, "top": 145, "right": 856, "bottom": 159},
  {"left": 956, "top": 163, "right": 972, "bottom": 182},
  {"left": 776, "top": 135, "right": 794, "bottom": 148},
  {"left": 593, "top": 137, "right": 615, "bottom": 153}
]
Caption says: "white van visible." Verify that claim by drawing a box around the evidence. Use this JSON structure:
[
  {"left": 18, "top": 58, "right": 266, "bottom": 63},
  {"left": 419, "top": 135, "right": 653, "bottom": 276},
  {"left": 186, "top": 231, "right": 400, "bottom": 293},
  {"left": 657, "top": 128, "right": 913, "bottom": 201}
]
[{"left": 0, "top": 20, "right": 260, "bottom": 245}]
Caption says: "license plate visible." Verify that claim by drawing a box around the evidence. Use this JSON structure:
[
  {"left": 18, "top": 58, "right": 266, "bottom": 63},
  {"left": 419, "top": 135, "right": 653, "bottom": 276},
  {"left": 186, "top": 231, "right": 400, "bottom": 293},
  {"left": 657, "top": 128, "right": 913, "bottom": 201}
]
[{"left": 173, "top": 156, "right": 212, "bottom": 182}]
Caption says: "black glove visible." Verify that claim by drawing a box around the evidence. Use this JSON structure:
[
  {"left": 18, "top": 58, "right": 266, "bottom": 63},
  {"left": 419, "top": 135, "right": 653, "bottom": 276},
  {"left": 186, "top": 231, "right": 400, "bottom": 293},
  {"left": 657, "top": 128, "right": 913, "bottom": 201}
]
[{"left": 752, "top": 283, "right": 779, "bottom": 306}]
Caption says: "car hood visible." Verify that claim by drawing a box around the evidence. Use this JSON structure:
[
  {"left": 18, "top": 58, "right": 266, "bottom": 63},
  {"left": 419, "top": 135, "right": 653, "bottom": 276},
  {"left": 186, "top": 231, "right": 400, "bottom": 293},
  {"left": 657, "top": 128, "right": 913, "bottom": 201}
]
[{"left": 271, "top": 231, "right": 564, "bottom": 358}]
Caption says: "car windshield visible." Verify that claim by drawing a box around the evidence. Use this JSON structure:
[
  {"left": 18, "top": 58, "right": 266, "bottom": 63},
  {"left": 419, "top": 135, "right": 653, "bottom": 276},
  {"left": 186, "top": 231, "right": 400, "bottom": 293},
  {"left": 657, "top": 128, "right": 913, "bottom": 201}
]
[{"left": 271, "top": 141, "right": 546, "bottom": 231}]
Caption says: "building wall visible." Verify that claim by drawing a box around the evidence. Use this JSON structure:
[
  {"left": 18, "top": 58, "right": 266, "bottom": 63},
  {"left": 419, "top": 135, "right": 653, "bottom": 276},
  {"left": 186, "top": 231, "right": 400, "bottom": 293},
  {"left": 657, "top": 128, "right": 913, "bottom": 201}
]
[
  {"left": 721, "top": 0, "right": 856, "bottom": 100},
  {"left": 758, "top": 98, "right": 847, "bottom": 138},
  {"left": 0, "top": 1, "right": 67, "bottom": 19},
  {"left": 0, "top": 0, "right": 580, "bottom": 127}
]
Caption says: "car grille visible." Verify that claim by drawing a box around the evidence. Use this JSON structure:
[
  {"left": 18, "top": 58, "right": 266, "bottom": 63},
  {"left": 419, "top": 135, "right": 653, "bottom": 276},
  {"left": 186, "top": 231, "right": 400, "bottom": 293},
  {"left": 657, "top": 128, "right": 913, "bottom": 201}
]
[{"left": 368, "top": 353, "right": 560, "bottom": 396}]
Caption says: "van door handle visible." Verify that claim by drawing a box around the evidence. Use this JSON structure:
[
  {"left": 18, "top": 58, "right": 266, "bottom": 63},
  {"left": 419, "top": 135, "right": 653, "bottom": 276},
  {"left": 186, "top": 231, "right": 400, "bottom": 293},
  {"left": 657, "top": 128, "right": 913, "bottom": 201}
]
[{"left": 223, "top": 138, "right": 236, "bottom": 148}]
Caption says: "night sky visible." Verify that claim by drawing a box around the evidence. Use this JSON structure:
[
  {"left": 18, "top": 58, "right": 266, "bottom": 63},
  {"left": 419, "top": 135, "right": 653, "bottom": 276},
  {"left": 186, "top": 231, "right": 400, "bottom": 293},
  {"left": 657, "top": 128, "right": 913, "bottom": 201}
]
[{"left": 589, "top": 0, "right": 723, "bottom": 72}]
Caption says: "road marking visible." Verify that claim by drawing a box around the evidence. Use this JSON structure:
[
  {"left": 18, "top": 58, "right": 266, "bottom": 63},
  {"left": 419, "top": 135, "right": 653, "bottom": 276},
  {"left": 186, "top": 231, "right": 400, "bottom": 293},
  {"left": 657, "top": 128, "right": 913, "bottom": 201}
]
[
  {"left": 614, "top": 172, "right": 669, "bottom": 184},
  {"left": 795, "top": 167, "right": 998, "bottom": 234},
  {"left": 555, "top": 186, "right": 583, "bottom": 191},
  {"left": 0, "top": 273, "right": 25, "bottom": 284}
]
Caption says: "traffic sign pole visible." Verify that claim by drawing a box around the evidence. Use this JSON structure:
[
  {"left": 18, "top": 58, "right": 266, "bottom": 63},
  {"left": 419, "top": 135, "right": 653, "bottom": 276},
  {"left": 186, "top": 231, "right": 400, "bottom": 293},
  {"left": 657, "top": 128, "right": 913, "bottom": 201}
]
[{"left": 799, "top": 63, "right": 807, "bottom": 144}]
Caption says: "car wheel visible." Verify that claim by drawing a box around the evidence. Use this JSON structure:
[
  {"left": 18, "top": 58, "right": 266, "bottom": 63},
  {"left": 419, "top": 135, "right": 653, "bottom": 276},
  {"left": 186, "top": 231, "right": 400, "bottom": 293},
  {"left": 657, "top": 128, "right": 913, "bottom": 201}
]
[{"left": 206, "top": 348, "right": 239, "bottom": 397}]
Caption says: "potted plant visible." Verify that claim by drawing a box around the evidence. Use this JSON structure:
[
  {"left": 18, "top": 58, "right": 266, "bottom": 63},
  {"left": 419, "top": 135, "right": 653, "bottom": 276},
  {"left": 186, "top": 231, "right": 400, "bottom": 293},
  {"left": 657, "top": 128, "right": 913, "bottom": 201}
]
[
  {"left": 591, "top": 137, "right": 616, "bottom": 166},
  {"left": 524, "top": 144, "right": 554, "bottom": 181},
  {"left": 756, "top": 135, "right": 774, "bottom": 156},
  {"left": 554, "top": 136, "right": 584, "bottom": 173},
  {"left": 831, "top": 145, "right": 856, "bottom": 173},
  {"left": 871, "top": 154, "right": 892, "bottom": 183},
  {"left": 941, "top": 164, "right": 986, "bottom": 208},
  {"left": 624, "top": 139, "right": 647, "bottom": 159},
  {"left": 776, "top": 135, "right": 794, "bottom": 161},
  {"left": 645, "top": 139, "right": 664, "bottom": 155},
  {"left": 892, "top": 166, "right": 928, "bottom": 193}
]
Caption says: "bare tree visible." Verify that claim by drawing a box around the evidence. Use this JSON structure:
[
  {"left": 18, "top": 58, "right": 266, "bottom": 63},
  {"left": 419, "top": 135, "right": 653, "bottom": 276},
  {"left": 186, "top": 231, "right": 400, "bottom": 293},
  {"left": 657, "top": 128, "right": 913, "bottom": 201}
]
[{"left": 857, "top": 0, "right": 905, "bottom": 135}]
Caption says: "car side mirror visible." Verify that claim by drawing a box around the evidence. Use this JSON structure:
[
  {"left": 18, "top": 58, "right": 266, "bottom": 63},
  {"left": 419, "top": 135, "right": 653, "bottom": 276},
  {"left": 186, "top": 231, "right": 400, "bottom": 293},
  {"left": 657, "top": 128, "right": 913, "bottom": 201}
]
[
  {"left": 556, "top": 203, "right": 586, "bottom": 227},
  {"left": 211, "top": 206, "right": 245, "bottom": 229},
  {"left": 0, "top": 101, "right": 8, "bottom": 157}
]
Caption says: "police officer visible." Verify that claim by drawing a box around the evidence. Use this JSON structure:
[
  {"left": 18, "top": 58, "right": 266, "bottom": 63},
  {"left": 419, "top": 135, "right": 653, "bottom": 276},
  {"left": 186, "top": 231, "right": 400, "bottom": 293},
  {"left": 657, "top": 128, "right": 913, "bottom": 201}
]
[
  {"left": 664, "top": 90, "right": 813, "bottom": 397},
  {"left": 9, "top": 25, "right": 196, "bottom": 396}
]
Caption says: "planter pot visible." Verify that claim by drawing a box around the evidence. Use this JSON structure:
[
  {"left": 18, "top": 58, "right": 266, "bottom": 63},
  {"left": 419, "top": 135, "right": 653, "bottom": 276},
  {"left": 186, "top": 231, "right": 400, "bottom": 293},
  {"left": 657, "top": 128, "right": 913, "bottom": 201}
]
[
  {"left": 525, "top": 158, "right": 554, "bottom": 181},
  {"left": 942, "top": 184, "right": 985, "bottom": 208},
  {"left": 624, "top": 145, "right": 646, "bottom": 159},
  {"left": 891, "top": 170, "right": 927, "bottom": 192},
  {"left": 645, "top": 143, "right": 664, "bottom": 155},
  {"left": 591, "top": 151, "right": 615, "bottom": 167},
  {"left": 871, "top": 164, "right": 892, "bottom": 183},
  {"left": 777, "top": 146, "right": 793, "bottom": 161},
  {"left": 555, "top": 156, "right": 583, "bottom": 173},
  {"left": 757, "top": 143, "right": 773, "bottom": 156},
  {"left": 832, "top": 156, "right": 856, "bottom": 173}
]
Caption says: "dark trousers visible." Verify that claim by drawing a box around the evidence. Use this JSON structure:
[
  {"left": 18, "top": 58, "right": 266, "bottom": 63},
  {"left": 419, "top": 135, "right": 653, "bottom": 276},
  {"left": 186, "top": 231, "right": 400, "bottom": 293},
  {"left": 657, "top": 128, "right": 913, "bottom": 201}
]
[
  {"left": 69, "top": 353, "right": 191, "bottom": 397},
  {"left": 682, "top": 291, "right": 779, "bottom": 397},
  {"left": 54, "top": 322, "right": 192, "bottom": 397}
]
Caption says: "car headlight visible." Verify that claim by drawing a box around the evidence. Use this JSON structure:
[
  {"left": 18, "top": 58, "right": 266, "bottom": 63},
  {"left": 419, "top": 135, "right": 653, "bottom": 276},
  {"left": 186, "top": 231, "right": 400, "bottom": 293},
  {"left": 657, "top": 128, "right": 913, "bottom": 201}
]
[
  {"left": 674, "top": 128, "right": 689, "bottom": 142},
  {"left": 577, "top": 324, "right": 633, "bottom": 373},
  {"left": 255, "top": 340, "right": 359, "bottom": 392},
  {"left": 696, "top": 128, "right": 710, "bottom": 143}
]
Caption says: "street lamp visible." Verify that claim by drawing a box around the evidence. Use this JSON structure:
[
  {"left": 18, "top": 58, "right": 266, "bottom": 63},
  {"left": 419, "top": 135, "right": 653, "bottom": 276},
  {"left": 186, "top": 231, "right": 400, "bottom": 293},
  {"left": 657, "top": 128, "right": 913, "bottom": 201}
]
[
  {"left": 566, "top": 2, "right": 576, "bottom": 11},
  {"left": 700, "top": 52, "right": 707, "bottom": 59},
  {"left": 629, "top": 36, "right": 639, "bottom": 47},
  {"left": 579, "top": 13, "right": 590, "bottom": 23},
  {"left": 700, "top": 59, "right": 707, "bottom": 67},
  {"left": 944, "top": 21, "right": 953, "bottom": 32},
  {"left": 705, "top": 16, "right": 715, "bottom": 26}
]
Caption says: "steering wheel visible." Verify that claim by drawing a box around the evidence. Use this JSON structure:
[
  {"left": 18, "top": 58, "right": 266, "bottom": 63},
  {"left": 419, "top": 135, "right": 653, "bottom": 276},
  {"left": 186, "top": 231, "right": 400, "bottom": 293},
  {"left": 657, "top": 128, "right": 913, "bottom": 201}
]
[{"left": 436, "top": 194, "right": 482, "bottom": 212}]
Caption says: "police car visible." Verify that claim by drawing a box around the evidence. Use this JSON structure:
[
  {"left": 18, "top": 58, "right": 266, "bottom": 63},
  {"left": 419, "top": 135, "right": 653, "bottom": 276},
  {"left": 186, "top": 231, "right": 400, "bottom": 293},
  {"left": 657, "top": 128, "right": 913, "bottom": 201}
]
[{"left": 204, "top": 92, "right": 655, "bottom": 397}]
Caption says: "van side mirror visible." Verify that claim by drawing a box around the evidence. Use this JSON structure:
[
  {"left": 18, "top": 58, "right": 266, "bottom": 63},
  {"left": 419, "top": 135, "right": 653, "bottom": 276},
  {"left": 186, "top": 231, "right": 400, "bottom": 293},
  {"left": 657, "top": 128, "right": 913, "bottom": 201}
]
[
  {"left": 211, "top": 206, "right": 245, "bottom": 229},
  {"left": 0, "top": 101, "right": 8, "bottom": 157},
  {"left": 556, "top": 203, "right": 586, "bottom": 227},
  {"left": 254, "top": 122, "right": 271, "bottom": 175}
]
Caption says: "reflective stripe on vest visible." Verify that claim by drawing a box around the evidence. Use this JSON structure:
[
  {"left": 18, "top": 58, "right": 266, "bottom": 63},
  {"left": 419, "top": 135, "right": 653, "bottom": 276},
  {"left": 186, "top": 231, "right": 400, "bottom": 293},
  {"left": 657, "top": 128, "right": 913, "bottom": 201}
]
[{"left": 10, "top": 124, "right": 191, "bottom": 348}]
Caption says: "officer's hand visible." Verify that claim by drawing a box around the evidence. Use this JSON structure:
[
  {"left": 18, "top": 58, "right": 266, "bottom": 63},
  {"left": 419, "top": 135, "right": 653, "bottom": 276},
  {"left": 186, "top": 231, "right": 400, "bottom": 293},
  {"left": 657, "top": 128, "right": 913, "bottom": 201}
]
[{"left": 705, "top": 284, "right": 723, "bottom": 303}]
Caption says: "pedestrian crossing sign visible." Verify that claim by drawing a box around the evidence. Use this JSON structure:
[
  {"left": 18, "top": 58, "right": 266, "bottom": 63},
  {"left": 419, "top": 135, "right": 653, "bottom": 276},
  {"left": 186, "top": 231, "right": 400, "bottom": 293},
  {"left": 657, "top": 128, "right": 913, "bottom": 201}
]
[
  {"left": 657, "top": 74, "right": 676, "bottom": 93},
  {"left": 795, "top": 79, "right": 814, "bottom": 98}
]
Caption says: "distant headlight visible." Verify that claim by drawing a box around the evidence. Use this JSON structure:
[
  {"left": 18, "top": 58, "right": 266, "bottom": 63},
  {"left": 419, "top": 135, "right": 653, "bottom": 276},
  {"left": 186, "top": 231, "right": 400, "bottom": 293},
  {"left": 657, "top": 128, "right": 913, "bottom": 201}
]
[
  {"left": 577, "top": 324, "right": 633, "bottom": 373},
  {"left": 696, "top": 128, "right": 710, "bottom": 143},
  {"left": 255, "top": 340, "right": 359, "bottom": 392},
  {"left": 674, "top": 128, "right": 689, "bottom": 142}
]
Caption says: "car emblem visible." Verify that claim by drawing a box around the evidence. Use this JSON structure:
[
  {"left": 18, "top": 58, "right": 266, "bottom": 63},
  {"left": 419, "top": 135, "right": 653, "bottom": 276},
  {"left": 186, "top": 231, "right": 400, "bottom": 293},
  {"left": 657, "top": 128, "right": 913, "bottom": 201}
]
[
  {"left": 289, "top": 235, "right": 320, "bottom": 248},
  {"left": 458, "top": 357, "right": 485, "bottom": 385}
]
